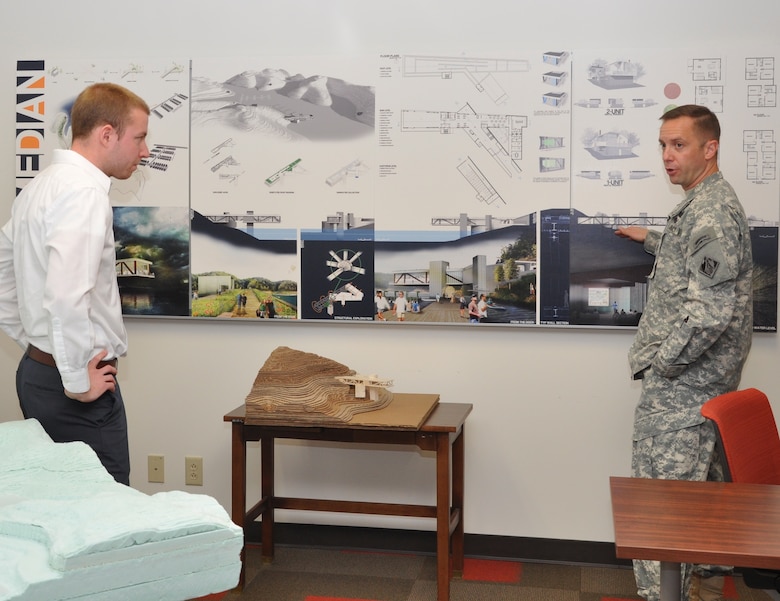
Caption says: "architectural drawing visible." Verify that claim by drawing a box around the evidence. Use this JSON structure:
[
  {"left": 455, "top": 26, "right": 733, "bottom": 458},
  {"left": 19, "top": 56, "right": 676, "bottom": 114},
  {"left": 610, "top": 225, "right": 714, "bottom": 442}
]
[
  {"left": 746, "top": 57, "right": 777, "bottom": 108},
  {"left": 201, "top": 211, "right": 282, "bottom": 228},
  {"left": 689, "top": 58, "right": 722, "bottom": 81},
  {"left": 695, "top": 85, "right": 724, "bottom": 112},
  {"left": 688, "top": 58, "right": 724, "bottom": 111},
  {"left": 265, "top": 158, "right": 303, "bottom": 186},
  {"left": 121, "top": 63, "right": 143, "bottom": 78},
  {"left": 542, "top": 92, "right": 568, "bottom": 107},
  {"left": 542, "top": 51, "right": 569, "bottom": 65},
  {"left": 141, "top": 144, "right": 185, "bottom": 173},
  {"left": 587, "top": 59, "right": 645, "bottom": 90},
  {"left": 401, "top": 104, "right": 527, "bottom": 176},
  {"left": 582, "top": 129, "right": 639, "bottom": 159},
  {"left": 190, "top": 65, "right": 375, "bottom": 140},
  {"left": 161, "top": 62, "right": 185, "bottom": 79},
  {"left": 14, "top": 51, "right": 776, "bottom": 330},
  {"left": 321, "top": 212, "right": 374, "bottom": 234},
  {"left": 311, "top": 283, "right": 364, "bottom": 315},
  {"left": 457, "top": 158, "right": 505, "bottom": 205},
  {"left": 326, "top": 249, "right": 366, "bottom": 282},
  {"left": 430, "top": 213, "right": 532, "bottom": 237},
  {"left": 326, "top": 158, "right": 368, "bottom": 186},
  {"left": 150, "top": 92, "right": 188, "bottom": 119},
  {"left": 209, "top": 155, "right": 239, "bottom": 173},
  {"left": 744, "top": 129, "right": 776, "bottom": 181},
  {"left": 540, "top": 157, "right": 566, "bottom": 172},
  {"left": 542, "top": 71, "right": 567, "bottom": 87},
  {"left": 402, "top": 55, "right": 530, "bottom": 105}
]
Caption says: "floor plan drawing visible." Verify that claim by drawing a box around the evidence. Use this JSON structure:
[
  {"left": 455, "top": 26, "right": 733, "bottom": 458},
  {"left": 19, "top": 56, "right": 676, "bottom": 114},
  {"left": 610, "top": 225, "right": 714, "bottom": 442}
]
[
  {"left": 688, "top": 58, "right": 725, "bottom": 111},
  {"left": 746, "top": 56, "right": 777, "bottom": 108},
  {"left": 376, "top": 51, "right": 570, "bottom": 238},
  {"left": 400, "top": 103, "right": 527, "bottom": 176},
  {"left": 744, "top": 129, "right": 776, "bottom": 181},
  {"left": 457, "top": 157, "right": 505, "bottom": 205},
  {"left": 402, "top": 55, "right": 530, "bottom": 105},
  {"left": 689, "top": 58, "right": 722, "bottom": 81},
  {"left": 695, "top": 85, "right": 725, "bottom": 112}
]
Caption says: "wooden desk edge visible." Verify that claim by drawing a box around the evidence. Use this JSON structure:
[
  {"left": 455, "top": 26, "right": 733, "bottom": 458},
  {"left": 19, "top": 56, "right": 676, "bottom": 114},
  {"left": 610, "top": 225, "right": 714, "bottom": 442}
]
[{"left": 609, "top": 476, "right": 780, "bottom": 570}]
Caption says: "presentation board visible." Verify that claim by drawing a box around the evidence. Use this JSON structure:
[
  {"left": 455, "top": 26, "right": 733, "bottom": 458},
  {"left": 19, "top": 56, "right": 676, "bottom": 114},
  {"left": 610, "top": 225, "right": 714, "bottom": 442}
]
[{"left": 14, "top": 51, "right": 778, "bottom": 330}]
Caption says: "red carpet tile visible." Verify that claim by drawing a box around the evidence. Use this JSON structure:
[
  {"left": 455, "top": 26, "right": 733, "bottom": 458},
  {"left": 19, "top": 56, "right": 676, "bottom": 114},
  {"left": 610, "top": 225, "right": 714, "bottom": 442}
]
[
  {"left": 462, "top": 558, "right": 522, "bottom": 583},
  {"left": 305, "top": 597, "right": 379, "bottom": 601}
]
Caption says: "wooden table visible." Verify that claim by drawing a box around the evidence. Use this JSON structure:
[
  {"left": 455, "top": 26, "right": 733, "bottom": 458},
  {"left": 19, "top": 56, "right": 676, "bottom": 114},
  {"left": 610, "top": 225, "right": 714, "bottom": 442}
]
[
  {"left": 224, "top": 400, "right": 472, "bottom": 601},
  {"left": 610, "top": 476, "right": 780, "bottom": 601}
]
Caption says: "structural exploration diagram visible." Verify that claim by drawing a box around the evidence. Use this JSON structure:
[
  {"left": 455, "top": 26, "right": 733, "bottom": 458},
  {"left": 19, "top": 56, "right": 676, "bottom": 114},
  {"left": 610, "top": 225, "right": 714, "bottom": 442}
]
[
  {"left": 326, "top": 158, "right": 368, "bottom": 186},
  {"left": 266, "top": 158, "right": 303, "bottom": 186},
  {"left": 326, "top": 249, "right": 366, "bottom": 282}
]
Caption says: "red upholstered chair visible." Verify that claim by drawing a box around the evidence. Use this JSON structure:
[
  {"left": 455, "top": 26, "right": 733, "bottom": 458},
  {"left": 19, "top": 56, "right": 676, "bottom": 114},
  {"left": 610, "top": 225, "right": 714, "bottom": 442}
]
[{"left": 701, "top": 388, "right": 780, "bottom": 591}]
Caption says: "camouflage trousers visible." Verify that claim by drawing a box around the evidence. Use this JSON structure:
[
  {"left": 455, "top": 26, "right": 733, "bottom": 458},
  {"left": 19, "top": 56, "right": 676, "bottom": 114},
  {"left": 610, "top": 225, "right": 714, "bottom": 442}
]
[{"left": 631, "top": 421, "right": 728, "bottom": 601}]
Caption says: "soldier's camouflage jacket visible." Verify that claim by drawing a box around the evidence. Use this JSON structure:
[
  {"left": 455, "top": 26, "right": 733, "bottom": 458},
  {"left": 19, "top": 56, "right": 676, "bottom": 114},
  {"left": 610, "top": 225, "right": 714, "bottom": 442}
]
[{"left": 629, "top": 171, "right": 753, "bottom": 438}]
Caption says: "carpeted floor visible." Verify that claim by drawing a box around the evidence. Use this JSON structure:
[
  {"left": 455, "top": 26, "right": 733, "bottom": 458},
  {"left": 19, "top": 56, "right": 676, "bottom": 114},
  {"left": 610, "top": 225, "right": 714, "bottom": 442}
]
[{"left": 222, "top": 544, "right": 777, "bottom": 601}]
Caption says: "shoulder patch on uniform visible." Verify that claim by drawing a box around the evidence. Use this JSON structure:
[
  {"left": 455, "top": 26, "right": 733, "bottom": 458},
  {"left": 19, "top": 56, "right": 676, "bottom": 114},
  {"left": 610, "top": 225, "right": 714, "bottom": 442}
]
[
  {"left": 691, "top": 226, "right": 718, "bottom": 254},
  {"left": 699, "top": 256, "right": 720, "bottom": 279}
]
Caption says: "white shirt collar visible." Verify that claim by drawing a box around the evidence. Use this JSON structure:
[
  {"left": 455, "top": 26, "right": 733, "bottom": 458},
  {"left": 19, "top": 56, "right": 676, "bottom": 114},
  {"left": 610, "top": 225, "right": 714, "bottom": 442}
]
[{"left": 52, "top": 148, "right": 111, "bottom": 193}]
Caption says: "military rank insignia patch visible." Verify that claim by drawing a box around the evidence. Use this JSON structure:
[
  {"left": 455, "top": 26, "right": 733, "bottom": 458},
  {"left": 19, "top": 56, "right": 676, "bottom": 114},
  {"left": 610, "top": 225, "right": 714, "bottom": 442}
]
[{"left": 699, "top": 256, "right": 720, "bottom": 278}]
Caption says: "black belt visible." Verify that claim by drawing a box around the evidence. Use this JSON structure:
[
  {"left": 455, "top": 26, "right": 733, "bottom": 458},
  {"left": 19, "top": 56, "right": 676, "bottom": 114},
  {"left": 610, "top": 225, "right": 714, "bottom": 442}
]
[{"left": 27, "top": 345, "right": 117, "bottom": 370}]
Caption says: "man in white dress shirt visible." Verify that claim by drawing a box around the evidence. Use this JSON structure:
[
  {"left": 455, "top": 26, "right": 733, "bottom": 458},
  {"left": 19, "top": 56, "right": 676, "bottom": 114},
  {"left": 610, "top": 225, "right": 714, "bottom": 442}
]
[{"left": 0, "top": 83, "right": 150, "bottom": 485}]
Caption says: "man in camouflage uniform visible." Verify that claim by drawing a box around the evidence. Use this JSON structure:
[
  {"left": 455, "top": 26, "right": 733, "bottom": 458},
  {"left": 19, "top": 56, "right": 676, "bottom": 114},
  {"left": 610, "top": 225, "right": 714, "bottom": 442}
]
[{"left": 616, "top": 104, "right": 753, "bottom": 601}]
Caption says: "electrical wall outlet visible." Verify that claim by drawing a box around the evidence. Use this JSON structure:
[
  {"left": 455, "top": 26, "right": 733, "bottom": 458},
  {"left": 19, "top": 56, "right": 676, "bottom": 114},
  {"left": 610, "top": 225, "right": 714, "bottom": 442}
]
[
  {"left": 185, "top": 456, "right": 203, "bottom": 486},
  {"left": 148, "top": 454, "right": 164, "bottom": 483}
]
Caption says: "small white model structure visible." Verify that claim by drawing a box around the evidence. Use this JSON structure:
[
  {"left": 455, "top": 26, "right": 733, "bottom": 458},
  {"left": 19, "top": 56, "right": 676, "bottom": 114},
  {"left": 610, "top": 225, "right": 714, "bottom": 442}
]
[
  {"left": 326, "top": 249, "right": 366, "bottom": 281},
  {"left": 331, "top": 283, "right": 364, "bottom": 305},
  {"left": 336, "top": 373, "right": 394, "bottom": 401}
]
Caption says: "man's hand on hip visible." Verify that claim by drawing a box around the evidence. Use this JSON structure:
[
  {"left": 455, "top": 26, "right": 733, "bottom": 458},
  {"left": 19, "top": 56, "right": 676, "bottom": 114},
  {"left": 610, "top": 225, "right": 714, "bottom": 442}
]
[{"left": 64, "top": 350, "right": 117, "bottom": 403}]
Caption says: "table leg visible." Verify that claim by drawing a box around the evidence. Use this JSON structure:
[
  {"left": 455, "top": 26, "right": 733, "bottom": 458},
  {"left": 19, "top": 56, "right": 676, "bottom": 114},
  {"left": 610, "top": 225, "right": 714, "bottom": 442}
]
[
  {"left": 231, "top": 422, "right": 247, "bottom": 588},
  {"left": 260, "top": 435, "right": 275, "bottom": 563},
  {"left": 451, "top": 425, "right": 465, "bottom": 576},
  {"left": 435, "top": 431, "right": 452, "bottom": 601},
  {"left": 660, "top": 561, "right": 682, "bottom": 601}
]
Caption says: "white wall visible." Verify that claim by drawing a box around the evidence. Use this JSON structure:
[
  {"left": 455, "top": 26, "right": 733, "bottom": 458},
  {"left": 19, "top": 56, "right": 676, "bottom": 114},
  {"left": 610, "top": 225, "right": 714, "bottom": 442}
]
[{"left": 0, "top": 0, "right": 778, "bottom": 545}]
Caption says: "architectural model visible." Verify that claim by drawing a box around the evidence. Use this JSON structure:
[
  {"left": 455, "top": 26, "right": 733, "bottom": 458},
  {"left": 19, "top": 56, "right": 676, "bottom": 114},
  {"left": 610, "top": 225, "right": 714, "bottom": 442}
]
[{"left": 244, "top": 346, "right": 394, "bottom": 425}]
